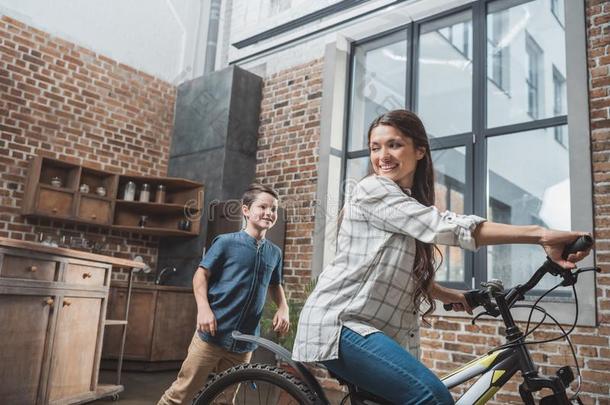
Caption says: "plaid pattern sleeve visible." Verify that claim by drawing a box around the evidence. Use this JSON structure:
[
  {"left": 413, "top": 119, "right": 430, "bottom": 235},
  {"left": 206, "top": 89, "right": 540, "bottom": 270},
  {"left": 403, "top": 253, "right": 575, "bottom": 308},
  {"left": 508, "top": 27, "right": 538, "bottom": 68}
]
[
  {"left": 353, "top": 175, "right": 486, "bottom": 251},
  {"left": 292, "top": 175, "right": 486, "bottom": 363}
]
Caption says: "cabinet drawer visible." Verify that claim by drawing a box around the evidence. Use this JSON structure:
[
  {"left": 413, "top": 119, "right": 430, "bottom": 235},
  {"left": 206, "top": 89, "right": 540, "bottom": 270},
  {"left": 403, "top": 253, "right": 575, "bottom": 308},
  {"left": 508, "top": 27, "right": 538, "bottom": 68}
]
[
  {"left": 65, "top": 264, "right": 107, "bottom": 287},
  {"left": 1, "top": 255, "right": 58, "bottom": 282},
  {"left": 36, "top": 188, "right": 73, "bottom": 217},
  {"left": 77, "top": 197, "right": 112, "bottom": 224}
]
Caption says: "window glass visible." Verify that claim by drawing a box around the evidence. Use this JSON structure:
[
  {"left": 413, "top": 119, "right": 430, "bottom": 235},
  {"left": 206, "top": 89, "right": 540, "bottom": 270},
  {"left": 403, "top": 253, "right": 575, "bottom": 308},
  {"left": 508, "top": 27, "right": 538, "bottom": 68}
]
[
  {"left": 487, "top": 126, "right": 570, "bottom": 289},
  {"left": 487, "top": 0, "right": 567, "bottom": 128},
  {"left": 433, "top": 147, "right": 466, "bottom": 282},
  {"left": 417, "top": 10, "right": 473, "bottom": 137},
  {"left": 348, "top": 33, "right": 407, "bottom": 151}
]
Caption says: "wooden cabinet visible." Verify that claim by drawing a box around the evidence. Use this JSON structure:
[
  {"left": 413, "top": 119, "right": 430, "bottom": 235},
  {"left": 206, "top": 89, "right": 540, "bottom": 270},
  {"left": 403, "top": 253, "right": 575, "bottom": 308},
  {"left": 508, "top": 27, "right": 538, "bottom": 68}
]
[
  {"left": 48, "top": 297, "right": 104, "bottom": 403},
  {"left": 0, "top": 294, "right": 54, "bottom": 404},
  {"left": 0, "top": 238, "right": 143, "bottom": 405},
  {"left": 23, "top": 155, "right": 204, "bottom": 237},
  {"left": 102, "top": 283, "right": 197, "bottom": 370}
]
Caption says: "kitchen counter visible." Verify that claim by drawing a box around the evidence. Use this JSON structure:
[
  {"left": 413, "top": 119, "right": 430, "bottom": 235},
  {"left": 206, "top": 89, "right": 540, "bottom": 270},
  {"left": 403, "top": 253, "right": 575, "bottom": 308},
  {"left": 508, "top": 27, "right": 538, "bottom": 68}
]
[
  {"left": 0, "top": 237, "right": 143, "bottom": 404},
  {"left": 0, "top": 237, "right": 144, "bottom": 270}
]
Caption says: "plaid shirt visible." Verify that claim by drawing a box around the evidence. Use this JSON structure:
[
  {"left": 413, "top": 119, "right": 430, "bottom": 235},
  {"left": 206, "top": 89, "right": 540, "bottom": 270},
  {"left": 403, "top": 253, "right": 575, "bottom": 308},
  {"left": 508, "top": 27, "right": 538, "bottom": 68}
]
[{"left": 292, "top": 175, "right": 485, "bottom": 362}]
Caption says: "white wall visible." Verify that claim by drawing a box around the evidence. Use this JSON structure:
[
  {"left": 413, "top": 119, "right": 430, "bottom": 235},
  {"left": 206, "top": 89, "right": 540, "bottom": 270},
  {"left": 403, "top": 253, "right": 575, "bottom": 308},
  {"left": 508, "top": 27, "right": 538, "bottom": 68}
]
[{"left": 0, "top": 0, "right": 212, "bottom": 84}]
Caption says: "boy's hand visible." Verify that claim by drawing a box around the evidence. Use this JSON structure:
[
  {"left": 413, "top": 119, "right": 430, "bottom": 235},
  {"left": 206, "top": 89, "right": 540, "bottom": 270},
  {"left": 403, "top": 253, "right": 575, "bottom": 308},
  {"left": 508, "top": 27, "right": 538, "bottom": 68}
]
[
  {"left": 272, "top": 306, "right": 289, "bottom": 335},
  {"left": 197, "top": 306, "right": 217, "bottom": 336}
]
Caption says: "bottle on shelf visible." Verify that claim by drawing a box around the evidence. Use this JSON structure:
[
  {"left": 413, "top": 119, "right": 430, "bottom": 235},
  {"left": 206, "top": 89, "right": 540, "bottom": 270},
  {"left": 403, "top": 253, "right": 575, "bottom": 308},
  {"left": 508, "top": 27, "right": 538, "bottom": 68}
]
[
  {"left": 139, "top": 183, "right": 151, "bottom": 202},
  {"left": 155, "top": 184, "right": 166, "bottom": 203},
  {"left": 123, "top": 181, "right": 136, "bottom": 201}
]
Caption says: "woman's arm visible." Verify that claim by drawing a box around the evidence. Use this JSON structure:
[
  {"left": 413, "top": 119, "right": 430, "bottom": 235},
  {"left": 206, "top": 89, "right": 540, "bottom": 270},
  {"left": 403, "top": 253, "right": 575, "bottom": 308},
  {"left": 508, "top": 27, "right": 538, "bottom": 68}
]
[
  {"left": 429, "top": 282, "right": 473, "bottom": 314},
  {"left": 472, "top": 222, "right": 590, "bottom": 269}
]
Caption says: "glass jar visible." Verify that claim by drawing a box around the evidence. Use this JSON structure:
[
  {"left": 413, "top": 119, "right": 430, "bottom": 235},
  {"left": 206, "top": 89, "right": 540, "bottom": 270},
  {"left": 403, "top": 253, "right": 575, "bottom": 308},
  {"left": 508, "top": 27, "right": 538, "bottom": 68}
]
[
  {"left": 139, "top": 183, "right": 151, "bottom": 203},
  {"left": 155, "top": 184, "right": 166, "bottom": 203},
  {"left": 123, "top": 181, "right": 136, "bottom": 201}
]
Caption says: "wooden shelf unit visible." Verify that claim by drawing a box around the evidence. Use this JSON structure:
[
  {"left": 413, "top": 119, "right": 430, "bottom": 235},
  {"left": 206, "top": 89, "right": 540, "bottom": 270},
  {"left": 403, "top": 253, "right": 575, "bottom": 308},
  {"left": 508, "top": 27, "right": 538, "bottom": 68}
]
[{"left": 23, "top": 156, "right": 204, "bottom": 237}]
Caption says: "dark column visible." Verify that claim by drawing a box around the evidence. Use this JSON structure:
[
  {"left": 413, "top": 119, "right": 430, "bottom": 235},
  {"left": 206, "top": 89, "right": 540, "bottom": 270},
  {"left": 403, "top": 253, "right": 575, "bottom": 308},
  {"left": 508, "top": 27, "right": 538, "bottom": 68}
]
[{"left": 156, "top": 66, "right": 263, "bottom": 286}]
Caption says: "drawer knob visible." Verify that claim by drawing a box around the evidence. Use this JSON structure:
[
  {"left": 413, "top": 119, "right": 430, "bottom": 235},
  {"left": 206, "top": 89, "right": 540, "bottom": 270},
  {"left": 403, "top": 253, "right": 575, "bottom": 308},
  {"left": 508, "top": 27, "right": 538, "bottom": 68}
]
[
  {"left": 29, "top": 265, "right": 38, "bottom": 272},
  {"left": 91, "top": 214, "right": 97, "bottom": 220},
  {"left": 63, "top": 299, "right": 72, "bottom": 307},
  {"left": 82, "top": 272, "right": 92, "bottom": 279},
  {"left": 44, "top": 298, "right": 54, "bottom": 306},
  {"left": 52, "top": 208, "right": 58, "bottom": 213}
]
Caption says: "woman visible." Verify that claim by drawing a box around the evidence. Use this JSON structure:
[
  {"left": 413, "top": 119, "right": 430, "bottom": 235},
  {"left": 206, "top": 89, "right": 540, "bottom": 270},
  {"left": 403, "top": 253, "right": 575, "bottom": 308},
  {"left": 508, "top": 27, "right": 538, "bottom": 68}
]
[{"left": 292, "top": 110, "right": 590, "bottom": 404}]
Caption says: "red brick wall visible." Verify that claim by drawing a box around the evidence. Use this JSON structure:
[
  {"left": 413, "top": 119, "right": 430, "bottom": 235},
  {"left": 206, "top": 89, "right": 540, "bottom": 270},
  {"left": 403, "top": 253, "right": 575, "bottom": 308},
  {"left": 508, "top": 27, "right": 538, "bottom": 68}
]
[
  {"left": 255, "top": 59, "right": 323, "bottom": 301},
  {"left": 0, "top": 16, "right": 176, "bottom": 281}
]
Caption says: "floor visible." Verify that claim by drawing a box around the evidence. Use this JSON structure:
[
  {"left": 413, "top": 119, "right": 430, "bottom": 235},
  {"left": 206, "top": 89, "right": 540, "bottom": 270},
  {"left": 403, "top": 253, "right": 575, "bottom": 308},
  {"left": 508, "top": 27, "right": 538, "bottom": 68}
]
[
  {"left": 90, "top": 369, "right": 348, "bottom": 405},
  {"left": 92, "top": 370, "right": 176, "bottom": 405}
]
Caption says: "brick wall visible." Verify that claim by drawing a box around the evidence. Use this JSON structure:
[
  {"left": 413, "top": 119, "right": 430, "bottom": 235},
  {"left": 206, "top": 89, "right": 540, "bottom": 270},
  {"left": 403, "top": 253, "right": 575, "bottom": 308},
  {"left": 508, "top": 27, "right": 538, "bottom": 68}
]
[
  {"left": 254, "top": 59, "right": 323, "bottom": 301},
  {"left": 252, "top": 1, "right": 610, "bottom": 403},
  {"left": 0, "top": 15, "right": 176, "bottom": 282}
]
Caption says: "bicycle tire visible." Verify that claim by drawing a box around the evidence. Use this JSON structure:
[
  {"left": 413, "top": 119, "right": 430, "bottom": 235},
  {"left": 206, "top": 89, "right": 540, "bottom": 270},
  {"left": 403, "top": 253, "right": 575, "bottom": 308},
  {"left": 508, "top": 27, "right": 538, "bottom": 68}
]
[{"left": 192, "top": 363, "right": 318, "bottom": 405}]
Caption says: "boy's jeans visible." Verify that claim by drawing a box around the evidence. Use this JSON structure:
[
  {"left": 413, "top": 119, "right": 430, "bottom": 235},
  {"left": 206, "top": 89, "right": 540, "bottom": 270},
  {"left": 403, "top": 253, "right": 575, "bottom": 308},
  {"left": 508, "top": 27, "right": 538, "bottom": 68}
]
[
  {"left": 158, "top": 332, "right": 251, "bottom": 405},
  {"left": 322, "top": 327, "right": 454, "bottom": 405}
]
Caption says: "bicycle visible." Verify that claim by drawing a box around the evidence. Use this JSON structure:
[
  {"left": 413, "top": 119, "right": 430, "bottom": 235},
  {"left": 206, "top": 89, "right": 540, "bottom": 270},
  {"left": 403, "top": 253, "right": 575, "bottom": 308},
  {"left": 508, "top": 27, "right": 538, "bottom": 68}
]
[{"left": 193, "top": 235, "right": 597, "bottom": 405}]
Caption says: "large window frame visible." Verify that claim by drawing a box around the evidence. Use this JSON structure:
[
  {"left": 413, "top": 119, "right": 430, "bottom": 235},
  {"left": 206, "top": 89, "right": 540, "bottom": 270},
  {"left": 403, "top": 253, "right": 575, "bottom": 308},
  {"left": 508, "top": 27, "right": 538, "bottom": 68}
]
[{"left": 313, "top": 0, "right": 595, "bottom": 325}]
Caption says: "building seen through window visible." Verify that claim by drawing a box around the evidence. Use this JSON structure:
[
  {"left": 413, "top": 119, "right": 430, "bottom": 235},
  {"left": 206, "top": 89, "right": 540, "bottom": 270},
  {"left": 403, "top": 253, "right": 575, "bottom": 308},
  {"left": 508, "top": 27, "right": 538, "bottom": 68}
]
[{"left": 345, "top": 0, "right": 570, "bottom": 293}]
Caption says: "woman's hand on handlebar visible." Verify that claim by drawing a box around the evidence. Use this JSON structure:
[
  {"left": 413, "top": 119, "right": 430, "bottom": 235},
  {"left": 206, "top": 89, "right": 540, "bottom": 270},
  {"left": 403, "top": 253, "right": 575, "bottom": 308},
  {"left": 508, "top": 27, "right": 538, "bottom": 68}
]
[
  {"left": 540, "top": 229, "right": 592, "bottom": 269},
  {"left": 432, "top": 282, "right": 473, "bottom": 314},
  {"left": 444, "top": 293, "right": 473, "bottom": 315}
]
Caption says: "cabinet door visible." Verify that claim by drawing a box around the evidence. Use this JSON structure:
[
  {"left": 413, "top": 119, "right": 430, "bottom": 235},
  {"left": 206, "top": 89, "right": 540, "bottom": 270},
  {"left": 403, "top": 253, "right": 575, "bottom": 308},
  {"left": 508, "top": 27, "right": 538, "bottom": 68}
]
[
  {"left": 48, "top": 297, "right": 102, "bottom": 403},
  {"left": 36, "top": 188, "right": 74, "bottom": 217},
  {"left": 151, "top": 291, "right": 197, "bottom": 361},
  {"left": 77, "top": 196, "right": 112, "bottom": 225},
  {"left": 102, "top": 289, "right": 156, "bottom": 360},
  {"left": 0, "top": 294, "right": 54, "bottom": 405}
]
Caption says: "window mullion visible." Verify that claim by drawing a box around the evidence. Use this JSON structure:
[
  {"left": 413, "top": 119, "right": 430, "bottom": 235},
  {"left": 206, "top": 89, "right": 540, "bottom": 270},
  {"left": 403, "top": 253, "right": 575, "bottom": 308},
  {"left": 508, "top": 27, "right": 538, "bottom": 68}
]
[{"left": 472, "top": 0, "right": 487, "bottom": 285}]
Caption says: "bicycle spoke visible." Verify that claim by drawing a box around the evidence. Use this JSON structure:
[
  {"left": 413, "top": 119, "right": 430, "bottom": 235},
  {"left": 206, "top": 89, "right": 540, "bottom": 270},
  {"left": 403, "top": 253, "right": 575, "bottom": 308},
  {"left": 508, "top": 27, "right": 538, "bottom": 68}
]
[{"left": 207, "top": 380, "right": 303, "bottom": 404}]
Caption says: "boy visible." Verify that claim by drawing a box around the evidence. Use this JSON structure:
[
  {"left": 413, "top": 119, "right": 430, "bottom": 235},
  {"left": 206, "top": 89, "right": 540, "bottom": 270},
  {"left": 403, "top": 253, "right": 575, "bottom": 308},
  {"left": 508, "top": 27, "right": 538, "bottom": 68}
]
[{"left": 158, "top": 183, "right": 289, "bottom": 404}]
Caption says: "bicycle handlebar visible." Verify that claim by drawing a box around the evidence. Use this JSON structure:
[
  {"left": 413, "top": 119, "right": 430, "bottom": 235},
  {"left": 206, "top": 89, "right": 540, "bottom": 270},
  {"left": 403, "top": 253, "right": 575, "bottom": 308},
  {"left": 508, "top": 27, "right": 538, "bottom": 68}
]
[
  {"left": 443, "top": 235, "right": 594, "bottom": 313},
  {"left": 561, "top": 234, "right": 593, "bottom": 260}
]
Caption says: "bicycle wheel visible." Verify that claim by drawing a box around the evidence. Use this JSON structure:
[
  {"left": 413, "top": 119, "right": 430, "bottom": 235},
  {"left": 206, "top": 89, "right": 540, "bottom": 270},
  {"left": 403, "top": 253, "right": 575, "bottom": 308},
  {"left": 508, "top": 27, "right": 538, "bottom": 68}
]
[{"left": 193, "top": 363, "right": 318, "bottom": 405}]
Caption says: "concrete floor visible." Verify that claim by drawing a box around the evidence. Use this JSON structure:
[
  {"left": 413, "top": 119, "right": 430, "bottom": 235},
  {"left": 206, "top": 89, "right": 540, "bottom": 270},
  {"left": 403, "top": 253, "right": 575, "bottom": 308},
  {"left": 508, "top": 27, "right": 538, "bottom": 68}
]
[
  {"left": 90, "top": 369, "right": 348, "bottom": 405},
  {"left": 92, "top": 370, "right": 176, "bottom": 405}
]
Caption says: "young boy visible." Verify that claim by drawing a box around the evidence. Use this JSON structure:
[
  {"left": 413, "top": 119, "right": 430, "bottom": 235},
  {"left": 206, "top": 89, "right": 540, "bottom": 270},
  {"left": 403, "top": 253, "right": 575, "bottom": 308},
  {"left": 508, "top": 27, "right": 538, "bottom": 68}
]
[{"left": 158, "top": 183, "right": 289, "bottom": 405}]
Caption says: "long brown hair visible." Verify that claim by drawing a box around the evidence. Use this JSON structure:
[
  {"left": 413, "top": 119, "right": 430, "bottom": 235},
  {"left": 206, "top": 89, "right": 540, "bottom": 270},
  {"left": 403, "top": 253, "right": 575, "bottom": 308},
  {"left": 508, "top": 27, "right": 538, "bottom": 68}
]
[{"left": 367, "top": 109, "right": 441, "bottom": 323}]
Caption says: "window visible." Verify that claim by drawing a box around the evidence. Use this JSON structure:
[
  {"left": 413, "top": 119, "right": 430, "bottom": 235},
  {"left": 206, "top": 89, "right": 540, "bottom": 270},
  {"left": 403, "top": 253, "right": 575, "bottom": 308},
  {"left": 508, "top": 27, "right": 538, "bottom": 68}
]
[
  {"left": 344, "top": 0, "right": 572, "bottom": 292},
  {"left": 525, "top": 33, "right": 543, "bottom": 120},
  {"left": 551, "top": 0, "right": 565, "bottom": 27},
  {"left": 487, "top": 10, "right": 510, "bottom": 92},
  {"left": 553, "top": 66, "right": 567, "bottom": 147}
]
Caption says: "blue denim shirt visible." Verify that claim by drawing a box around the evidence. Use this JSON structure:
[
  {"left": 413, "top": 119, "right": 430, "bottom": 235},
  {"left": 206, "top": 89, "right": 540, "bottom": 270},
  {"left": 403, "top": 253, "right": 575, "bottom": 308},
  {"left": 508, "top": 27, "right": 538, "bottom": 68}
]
[{"left": 197, "top": 230, "right": 282, "bottom": 353}]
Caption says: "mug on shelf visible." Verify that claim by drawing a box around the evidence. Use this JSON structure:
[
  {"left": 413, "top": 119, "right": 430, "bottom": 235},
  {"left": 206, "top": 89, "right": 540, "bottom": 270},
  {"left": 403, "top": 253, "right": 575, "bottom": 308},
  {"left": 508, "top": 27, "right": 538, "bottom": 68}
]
[
  {"left": 178, "top": 219, "right": 192, "bottom": 231},
  {"left": 51, "top": 176, "right": 62, "bottom": 188}
]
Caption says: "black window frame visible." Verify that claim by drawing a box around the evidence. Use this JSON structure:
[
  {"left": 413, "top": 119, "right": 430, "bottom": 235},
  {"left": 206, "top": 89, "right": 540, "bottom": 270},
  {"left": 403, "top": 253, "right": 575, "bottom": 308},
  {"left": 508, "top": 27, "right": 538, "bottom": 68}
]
[{"left": 342, "top": 0, "right": 570, "bottom": 292}]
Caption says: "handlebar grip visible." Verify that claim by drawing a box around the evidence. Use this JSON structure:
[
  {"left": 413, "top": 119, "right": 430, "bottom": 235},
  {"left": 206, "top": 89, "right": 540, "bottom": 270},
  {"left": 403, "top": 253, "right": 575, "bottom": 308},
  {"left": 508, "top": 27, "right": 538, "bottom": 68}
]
[
  {"left": 561, "top": 235, "right": 593, "bottom": 260},
  {"left": 443, "top": 290, "right": 482, "bottom": 311}
]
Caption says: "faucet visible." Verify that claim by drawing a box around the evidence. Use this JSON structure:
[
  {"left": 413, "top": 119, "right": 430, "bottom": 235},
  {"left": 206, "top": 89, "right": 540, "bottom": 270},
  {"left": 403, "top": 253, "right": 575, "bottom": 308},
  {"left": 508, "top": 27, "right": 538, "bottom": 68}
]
[{"left": 155, "top": 266, "right": 177, "bottom": 285}]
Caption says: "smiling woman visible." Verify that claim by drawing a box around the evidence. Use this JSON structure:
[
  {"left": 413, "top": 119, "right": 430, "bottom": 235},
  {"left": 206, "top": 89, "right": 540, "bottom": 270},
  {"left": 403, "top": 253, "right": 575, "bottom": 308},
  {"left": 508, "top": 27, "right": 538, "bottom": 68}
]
[
  {"left": 369, "top": 120, "right": 426, "bottom": 190},
  {"left": 291, "top": 108, "right": 590, "bottom": 405}
]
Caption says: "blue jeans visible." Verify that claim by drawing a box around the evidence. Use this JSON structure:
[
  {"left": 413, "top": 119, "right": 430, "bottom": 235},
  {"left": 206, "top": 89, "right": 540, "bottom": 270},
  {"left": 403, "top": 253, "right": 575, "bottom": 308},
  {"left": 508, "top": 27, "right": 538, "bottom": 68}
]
[{"left": 321, "top": 327, "right": 454, "bottom": 405}]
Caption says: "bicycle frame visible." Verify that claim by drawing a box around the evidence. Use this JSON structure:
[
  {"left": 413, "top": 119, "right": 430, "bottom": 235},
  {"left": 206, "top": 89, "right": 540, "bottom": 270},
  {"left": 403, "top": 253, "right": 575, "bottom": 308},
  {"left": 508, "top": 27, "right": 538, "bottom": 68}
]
[{"left": 441, "top": 348, "right": 518, "bottom": 404}]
